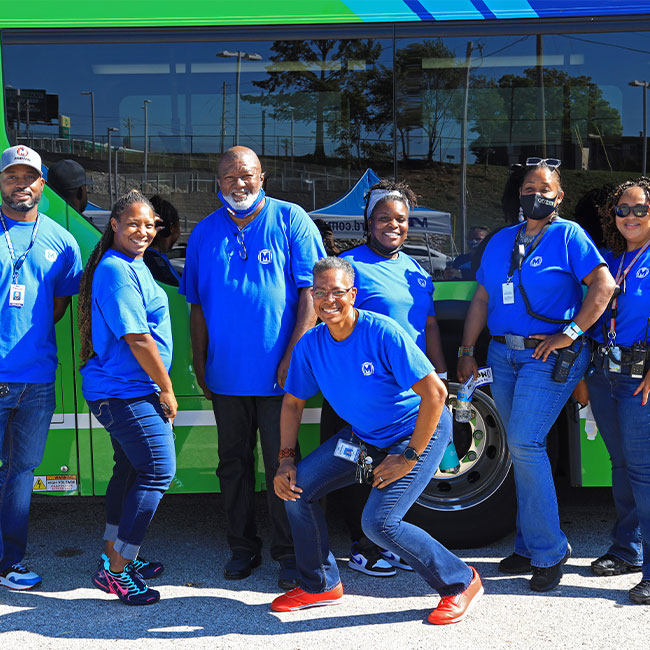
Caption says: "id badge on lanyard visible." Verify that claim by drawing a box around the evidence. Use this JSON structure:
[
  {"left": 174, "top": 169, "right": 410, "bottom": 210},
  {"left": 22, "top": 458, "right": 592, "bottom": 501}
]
[
  {"left": 9, "top": 283, "right": 25, "bottom": 307},
  {"left": 502, "top": 281, "right": 515, "bottom": 304}
]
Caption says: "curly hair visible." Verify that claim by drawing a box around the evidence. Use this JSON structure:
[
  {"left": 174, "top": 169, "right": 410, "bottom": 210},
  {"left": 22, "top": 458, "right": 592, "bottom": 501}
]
[
  {"left": 78, "top": 190, "right": 154, "bottom": 366},
  {"left": 600, "top": 177, "right": 650, "bottom": 256}
]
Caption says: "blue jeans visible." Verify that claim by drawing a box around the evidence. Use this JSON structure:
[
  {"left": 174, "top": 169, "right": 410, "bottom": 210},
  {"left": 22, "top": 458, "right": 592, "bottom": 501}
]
[
  {"left": 285, "top": 408, "right": 472, "bottom": 596},
  {"left": 488, "top": 340, "right": 590, "bottom": 567},
  {"left": 586, "top": 358, "right": 650, "bottom": 579},
  {"left": 0, "top": 382, "right": 56, "bottom": 572},
  {"left": 88, "top": 394, "right": 176, "bottom": 560}
]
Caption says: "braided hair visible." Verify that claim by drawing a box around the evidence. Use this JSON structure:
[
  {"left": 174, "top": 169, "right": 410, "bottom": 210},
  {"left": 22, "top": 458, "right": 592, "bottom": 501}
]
[
  {"left": 364, "top": 179, "right": 417, "bottom": 241},
  {"left": 78, "top": 190, "right": 154, "bottom": 366},
  {"left": 600, "top": 177, "right": 650, "bottom": 256}
]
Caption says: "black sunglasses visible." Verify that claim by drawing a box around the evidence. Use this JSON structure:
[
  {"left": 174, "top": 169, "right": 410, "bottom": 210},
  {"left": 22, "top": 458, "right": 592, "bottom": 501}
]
[
  {"left": 615, "top": 204, "right": 650, "bottom": 218},
  {"left": 525, "top": 157, "right": 562, "bottom": 171}
]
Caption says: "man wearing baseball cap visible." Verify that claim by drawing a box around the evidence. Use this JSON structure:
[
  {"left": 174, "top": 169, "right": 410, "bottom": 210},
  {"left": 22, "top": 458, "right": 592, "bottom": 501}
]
[{"left": 0, "top": 145, "right": 82, "bottom": 590}]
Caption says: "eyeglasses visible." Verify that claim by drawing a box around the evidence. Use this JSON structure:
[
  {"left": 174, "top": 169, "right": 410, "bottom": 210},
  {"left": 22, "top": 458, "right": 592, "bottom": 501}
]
[
  {"left": 236, "top": 230, "right": 247, "bottom": 260},
  {"left": 312, "top": 287, "right": 354, "bottom": 300},
  {"left": 525, "top": 157, "right": 562, "bottom": 171},
  {"left": 615, "top": 204, "right": 650, "bottom": 218}
]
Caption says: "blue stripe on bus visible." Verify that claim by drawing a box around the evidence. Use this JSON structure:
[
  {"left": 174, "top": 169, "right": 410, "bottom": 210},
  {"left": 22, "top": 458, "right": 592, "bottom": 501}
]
[
  {"left": 417, "top": 1, "right": 484, "bottom": 20},
  {"left": 526, "top": 0, "right": 650, "bottom": 17},
  {"left": 403, "top": 0, "right": 436, "bottom": 21},
  {"left": 343, "top": 0, "right": 421, "bottom": 21},
  {"left": 470, "top": 0, "right": 499, "bottom": 20},
  {"left": 480, "top": 0, "right": 538, "bottom": 19}
]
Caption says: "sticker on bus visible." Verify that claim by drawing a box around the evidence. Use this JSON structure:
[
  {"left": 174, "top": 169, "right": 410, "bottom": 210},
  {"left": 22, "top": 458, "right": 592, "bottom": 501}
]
[{"left": 33, "top": 475, "right": 78, "bottom": 492}]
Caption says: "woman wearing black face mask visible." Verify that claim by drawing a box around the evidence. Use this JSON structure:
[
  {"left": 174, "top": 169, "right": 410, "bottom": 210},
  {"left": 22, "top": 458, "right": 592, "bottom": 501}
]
[{"left": 457, "top": 159, "right": 615, "bottom": 593}]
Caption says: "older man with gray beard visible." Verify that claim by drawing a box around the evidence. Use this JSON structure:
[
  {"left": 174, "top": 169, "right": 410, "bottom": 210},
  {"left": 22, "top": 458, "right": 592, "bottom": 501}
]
[{"left": 180, "top": 146, "right": 325, "bottom": 589}]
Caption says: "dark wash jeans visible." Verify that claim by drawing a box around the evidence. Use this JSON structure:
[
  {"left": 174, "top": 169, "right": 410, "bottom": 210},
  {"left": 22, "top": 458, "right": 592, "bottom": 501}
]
[
  {"left": 285, "top": 407, "right": 473, "bottom": 596},
  {"left": 0, "top": 382, "right": 55, "bottom": 572},
  {"left": 88, "top": 393, "right": 175, "bottom": 560},
  {"left": 586, "top": 358, "right": 650, "bottom": 579},
  {"left": 211, "top": 394, "right": 296, "bottom": 560}
]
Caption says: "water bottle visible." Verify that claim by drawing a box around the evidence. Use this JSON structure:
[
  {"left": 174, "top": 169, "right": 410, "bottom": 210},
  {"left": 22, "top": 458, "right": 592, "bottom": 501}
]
[
  {"left": 438, "top": 439, "right": 460, "bottom": 474},
  {"left": 455, "top": 378, "right": 474, "bottom": 423}
]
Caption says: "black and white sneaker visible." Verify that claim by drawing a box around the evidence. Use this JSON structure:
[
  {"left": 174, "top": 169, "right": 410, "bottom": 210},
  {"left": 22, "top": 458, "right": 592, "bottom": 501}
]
[
  {"left": 348, "top": 538, "right": 396, "bottom": 577},
  {"left": 381, "top": 549, "right": 414, "bottom": 571}
]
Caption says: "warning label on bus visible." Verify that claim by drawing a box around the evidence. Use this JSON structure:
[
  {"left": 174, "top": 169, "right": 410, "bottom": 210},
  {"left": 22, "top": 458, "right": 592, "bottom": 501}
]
[{"left": 33, "top": 475, "right": 78, "bottom": 492}]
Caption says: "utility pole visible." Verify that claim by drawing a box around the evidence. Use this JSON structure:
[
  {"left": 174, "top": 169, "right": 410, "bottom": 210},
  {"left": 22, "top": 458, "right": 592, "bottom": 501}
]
[
  {"left": 221, "top": 82, "right": 227, "bottom": 153},
  {"left": 143, "top": 99, "right": 151, "bottom": 183},
  {"left": 459, "top": 41, "right": 473, "bottom": 254},
  {"left": 536, "top": 35, "right": 547, "bottom": 157}
]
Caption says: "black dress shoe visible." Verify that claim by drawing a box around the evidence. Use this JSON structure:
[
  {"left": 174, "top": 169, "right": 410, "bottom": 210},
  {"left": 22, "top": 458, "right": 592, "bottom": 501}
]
[
  {"left": 498, "top": 553, "right": 532, "bottom": 575},
  {"left": 277, "top": 555, "right": 299, "bottom": 590},
  {"left": 591, "top": 553, "right": 642, "bottom": 576},
  {"left": 629, "top": 579, "right": 650, "bottom": 604},
  {"left": 530, "top": 544, "right": 571, "bottom": 592},
  {"left": 224, "top": 551, "right": 262, "bottom": 580}
]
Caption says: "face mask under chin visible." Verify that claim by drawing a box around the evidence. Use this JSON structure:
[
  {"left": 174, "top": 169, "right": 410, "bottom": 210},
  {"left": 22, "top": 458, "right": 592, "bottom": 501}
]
[{"left": 520, "top": 193, "right": 558, "bottom": 221}]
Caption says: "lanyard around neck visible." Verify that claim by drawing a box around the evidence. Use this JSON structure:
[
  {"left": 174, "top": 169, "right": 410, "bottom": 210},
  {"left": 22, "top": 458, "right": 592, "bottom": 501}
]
[
  {"left": 507, "top": 220, "right": 554, "bottom": 280},
  {"left": 607, "top": 239, "right": 650, "bottom": 343},
  {"left": 0, "top": 211, "right": 41, "bottom": 284}
]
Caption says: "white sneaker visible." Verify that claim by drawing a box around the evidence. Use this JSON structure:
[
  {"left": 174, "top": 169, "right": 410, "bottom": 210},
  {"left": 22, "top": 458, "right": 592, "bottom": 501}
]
[
  {"left": 0, "top": 563, "right": 42, "bottom": 590},
  {"left": 380, "top": 549, "right": 414, "bottom": 571},
  {"left": 348, "top": 539, "right": 397, "bottom": 577}
]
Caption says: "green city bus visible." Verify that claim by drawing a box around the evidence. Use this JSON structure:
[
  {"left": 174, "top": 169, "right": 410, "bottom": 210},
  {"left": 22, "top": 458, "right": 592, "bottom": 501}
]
[{"left": 2, "top": 0, "right": 648, "bottom": 547}]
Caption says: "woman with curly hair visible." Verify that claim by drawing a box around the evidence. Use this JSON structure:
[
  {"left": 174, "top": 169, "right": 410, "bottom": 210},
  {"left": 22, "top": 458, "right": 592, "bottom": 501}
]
[
  {"left": 78, "top": 190, "right": 177, "bottom": 606},
  {"left": 585, "top": 177, "right": 650, "bottom": 605}
]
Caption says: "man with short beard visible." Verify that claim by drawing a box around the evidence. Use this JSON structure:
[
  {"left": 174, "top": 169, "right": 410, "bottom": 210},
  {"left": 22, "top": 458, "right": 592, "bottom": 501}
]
[
  {"left": 181, "top": 146, "right": 325, "bottom": 589},
  {"left": 0, "top": 146, "right": 82, "bottom": 590}
]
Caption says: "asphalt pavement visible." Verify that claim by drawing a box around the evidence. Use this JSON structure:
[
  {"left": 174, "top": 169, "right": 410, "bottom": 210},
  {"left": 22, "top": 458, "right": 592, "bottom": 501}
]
[{"left": 0, "top": 481, "right": 648, "bottom": 649}]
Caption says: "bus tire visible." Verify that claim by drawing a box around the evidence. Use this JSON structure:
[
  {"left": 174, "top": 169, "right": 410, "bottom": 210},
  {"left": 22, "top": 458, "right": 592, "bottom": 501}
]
[{"left": 405, "top": 384, "right": 516, "bottom": 549}]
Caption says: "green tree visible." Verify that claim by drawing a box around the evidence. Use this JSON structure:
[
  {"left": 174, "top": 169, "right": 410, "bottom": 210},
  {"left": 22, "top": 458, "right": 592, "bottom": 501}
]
[{"left": 249, "top": 39, "right": 382, "bottom": 161}]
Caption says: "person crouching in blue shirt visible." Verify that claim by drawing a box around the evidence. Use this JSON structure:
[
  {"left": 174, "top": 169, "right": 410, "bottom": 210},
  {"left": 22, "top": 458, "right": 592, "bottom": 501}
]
[
  {"left": 78, "top": 190, "right": 177, "bottom": 606},
  {"left": 271, "top": 257, "right": 482, "bottom": 625}
]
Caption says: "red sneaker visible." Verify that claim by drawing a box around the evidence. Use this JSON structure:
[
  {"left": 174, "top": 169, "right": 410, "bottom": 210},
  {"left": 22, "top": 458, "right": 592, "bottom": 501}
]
[
  {"left": 427, "top": 566, "right": 483, "bottom": 625},
  {"left": 271, "top": 583, "right": 343, "bottom": 612}
]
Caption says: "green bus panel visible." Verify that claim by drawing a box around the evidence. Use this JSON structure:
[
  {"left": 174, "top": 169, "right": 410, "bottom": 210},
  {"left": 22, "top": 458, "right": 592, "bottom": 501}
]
[{"left": 579, "top": 418, "right": 613, "bottom": 487}]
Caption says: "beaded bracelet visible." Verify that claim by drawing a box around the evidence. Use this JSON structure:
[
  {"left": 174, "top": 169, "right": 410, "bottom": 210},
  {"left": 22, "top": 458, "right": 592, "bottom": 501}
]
[
  {"left": 278, "top": 447, "right": 296, "bottom": 463},
  {"left": 458, "top": 346, "right": 475, "bottom": 357}
]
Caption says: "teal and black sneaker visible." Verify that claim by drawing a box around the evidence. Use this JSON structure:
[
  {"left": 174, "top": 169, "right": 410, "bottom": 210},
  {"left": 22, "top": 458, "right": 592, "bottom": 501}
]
[
  {"left": 92, "top": 556, "right": 160, "bottom": 605},
  {"left": 93, "top": 554, "right": 164, "bottom": 593}
]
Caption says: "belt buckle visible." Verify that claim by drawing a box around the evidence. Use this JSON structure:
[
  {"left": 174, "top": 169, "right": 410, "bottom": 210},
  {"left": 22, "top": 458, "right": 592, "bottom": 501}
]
[{"left": 505, "top": 334, "right": 526, "bottom": 351}]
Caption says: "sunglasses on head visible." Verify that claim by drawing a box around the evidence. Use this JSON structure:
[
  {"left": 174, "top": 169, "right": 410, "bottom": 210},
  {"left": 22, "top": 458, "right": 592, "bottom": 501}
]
[
  {"left": 614, "top": 204, "right": 650, "bottom": 218},
  {"left": 525, "top": 157, "right": 562, "bottom": 171}
]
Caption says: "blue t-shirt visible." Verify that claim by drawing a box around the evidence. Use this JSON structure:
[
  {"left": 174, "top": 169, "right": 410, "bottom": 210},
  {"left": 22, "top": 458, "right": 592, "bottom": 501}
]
[
  {"left": 476, "top": 218, "right": 604, "bottom": 337},
  {"left": 0, "top": 212, "right": 82, "bottom": 383},
  {"left": 340, "top": 244, "right": 435, "bottom": 352},
  {"left": 81, "top": 249, "right": 172, "bottom": 401},
  {"left": 180, "top": 197, "right": 326, "bottom": 396},
  {"left": 590, "top": 247, "right": 650, "bottom": 346},
  {"left": 284, "top": 310, "right": 434, "bottom": 448}
]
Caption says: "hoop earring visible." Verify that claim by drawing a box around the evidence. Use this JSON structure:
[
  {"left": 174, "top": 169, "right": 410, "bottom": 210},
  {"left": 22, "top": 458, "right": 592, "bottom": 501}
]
[{"left": 518, "top": 206, "right": 524, "bottom": 222}]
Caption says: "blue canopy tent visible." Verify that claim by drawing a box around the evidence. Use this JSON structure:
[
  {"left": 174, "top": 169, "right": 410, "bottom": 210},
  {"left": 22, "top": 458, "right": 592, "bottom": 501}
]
[{"left": 309, "top": 169, "right": 454, "bottom": 274}]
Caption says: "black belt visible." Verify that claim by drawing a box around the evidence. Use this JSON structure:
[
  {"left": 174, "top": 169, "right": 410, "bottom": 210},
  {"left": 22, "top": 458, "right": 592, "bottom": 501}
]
[{"left": 493, "top": 335, "right": 541, "bottom": 350}]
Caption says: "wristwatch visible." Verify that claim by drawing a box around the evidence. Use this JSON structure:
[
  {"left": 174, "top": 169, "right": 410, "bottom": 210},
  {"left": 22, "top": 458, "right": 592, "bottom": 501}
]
[{"left": 402, "top": 447, "right": 421, "bottom": 462}]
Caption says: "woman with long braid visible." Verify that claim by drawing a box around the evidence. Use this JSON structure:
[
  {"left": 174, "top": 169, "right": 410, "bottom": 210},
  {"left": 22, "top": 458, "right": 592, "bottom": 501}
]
[{"left": 78, "top": 190, "right": 177, "bottom": 606}]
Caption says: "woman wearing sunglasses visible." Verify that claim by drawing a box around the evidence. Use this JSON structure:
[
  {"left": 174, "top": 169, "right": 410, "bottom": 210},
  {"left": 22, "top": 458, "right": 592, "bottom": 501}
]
[
  {"left": 457, "top": 158, "right": 616, "bottom": 592},
  {"left": 320, "top": 179, "right": 448, "bottom": 577},
  {"left": 583, "top": 178, "right": 650, "bottom": 605}
]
